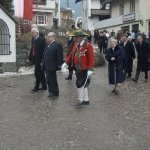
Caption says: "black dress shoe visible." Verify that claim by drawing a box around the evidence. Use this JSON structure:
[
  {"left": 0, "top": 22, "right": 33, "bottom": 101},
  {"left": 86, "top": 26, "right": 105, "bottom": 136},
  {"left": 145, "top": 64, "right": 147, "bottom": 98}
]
[
  {"left": 48, "top": 93, "right": 59, "bottom": 98},
  {"left": 31, "top": 87, "right": 39, "bottom": 92},
  {"left": 132, "top": 78, "right": 138, "bottom": 83},
  {"left": 111, "top": 89, "right": 118, "bottom": 95},
  {"left": 76, "top": 101, "right": 83, "bottom": 106},
  {"left": 145, "top": 79, "right": 148, "bottom": 82},
  {"left": 126, "top": 74, "right": 132, "bottom": 78},
  {"left": 39, "top": 86, "right": 47, "bottom": 90},
  {"left": 65, "top": 76, "right": 72, "bottom": 80},
  {"left": 82, "top": 101, "right": 90, "bottom": 105}
]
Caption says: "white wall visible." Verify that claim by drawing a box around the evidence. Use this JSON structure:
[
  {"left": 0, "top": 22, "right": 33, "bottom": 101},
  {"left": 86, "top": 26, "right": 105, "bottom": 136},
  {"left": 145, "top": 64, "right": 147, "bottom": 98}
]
[
  {"left": 0, "top": 8, "right": 16, "bottom": 63},
  {"left": 139, "top": 0, "right": 150, "bottom": 34},
  {"left": 111, "top": 0, "right": 120, "bottom": 17},
  {"left": 82, "top": 0, "right": 100, "bottom": 31}
]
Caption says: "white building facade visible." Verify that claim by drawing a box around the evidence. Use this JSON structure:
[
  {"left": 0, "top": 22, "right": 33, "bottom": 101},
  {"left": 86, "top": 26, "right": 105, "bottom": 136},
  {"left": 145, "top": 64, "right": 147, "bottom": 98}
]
[
  {"left": 32, "top": 0, "right": 59, "bottom": 28},
  {"left": 82, "top": 0, "right": 150, "bottom": 37},
  {"left": 0, "top": 5, "right": 16, "bottom": 63}
]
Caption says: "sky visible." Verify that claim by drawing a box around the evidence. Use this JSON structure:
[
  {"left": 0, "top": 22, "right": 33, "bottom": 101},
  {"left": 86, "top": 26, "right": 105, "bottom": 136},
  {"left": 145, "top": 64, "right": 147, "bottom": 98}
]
[{"left": 60, "top": 0, "right": 82, "bottom": 18}]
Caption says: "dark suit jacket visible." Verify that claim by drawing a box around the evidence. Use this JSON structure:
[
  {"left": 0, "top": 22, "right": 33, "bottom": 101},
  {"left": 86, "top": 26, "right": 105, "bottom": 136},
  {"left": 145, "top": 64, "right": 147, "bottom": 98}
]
[
  {"left": 136, "top": 41, "right": 149, "bottom": 71},
  {"left": 120, "top": 41, "right": 135, "bottom": 73},
  {"left": 44, "top": 41, "right": 64, "bottom": 71},
  {"left": 120, "top": 41, "right": 135, "bottom": 60},
  {"left": 29, "top": 36, "right": 46, "bottom": 65}
]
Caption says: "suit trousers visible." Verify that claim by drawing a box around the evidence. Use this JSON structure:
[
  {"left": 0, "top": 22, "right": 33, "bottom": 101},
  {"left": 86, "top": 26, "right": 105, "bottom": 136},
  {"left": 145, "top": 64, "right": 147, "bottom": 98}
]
[
  {"left": 135, "top": 61, "right": 148, "bottom": 80},
  {"left": 68, "top": 64, "right": 73, "bottom": 77},
  {"left": 46, "top": 71, "right": 59, "bottom": 95},
  {"left": 34, "top": 64, "right": 46, "bottom": 88}
]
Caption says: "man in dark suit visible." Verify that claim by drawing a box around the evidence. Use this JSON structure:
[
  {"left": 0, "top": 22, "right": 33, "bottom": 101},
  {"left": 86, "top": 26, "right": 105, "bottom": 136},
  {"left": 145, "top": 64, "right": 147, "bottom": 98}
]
[
  {"left": 102, "top": 31, "right": 108, "bottom": 54},
  {"left": 120, "top": 34, "right": 135, "bottom": 78},
  {"left": 44, "top": 32, "right": 64, "bottom": 98},
  {"left": 132, "top": 35, "right": 149, "bottom": 82},
  {"left": 30, "top": 28, "right": 47, "bottom": 92}
]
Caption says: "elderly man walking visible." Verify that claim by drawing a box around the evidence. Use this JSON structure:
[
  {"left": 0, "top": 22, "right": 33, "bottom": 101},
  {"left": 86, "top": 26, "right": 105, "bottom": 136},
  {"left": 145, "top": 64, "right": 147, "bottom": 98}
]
[
  {"left": 132, "top": 35, "right": 149, "bottom": 82},
  {"left": 30, "top": 28, "right": 47, "bottom": 92},
  {"left": 44, "top": 32, "right": 64, "bottom": 98},
  {"left": 62, "top": 30, "right": 94, "bottom": 106}
]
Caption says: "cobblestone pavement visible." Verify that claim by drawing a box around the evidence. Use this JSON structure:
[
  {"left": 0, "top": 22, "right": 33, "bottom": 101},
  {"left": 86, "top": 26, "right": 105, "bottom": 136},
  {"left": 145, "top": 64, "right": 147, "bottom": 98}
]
[{"left": 0, "top": 64, "right": 150, "bottom": 150}]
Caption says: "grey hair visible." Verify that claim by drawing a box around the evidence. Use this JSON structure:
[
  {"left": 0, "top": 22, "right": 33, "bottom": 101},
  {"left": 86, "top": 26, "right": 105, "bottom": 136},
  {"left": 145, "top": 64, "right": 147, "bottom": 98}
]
[
  {"left": 31, "top": 27, "right": 39, "bottom": 34},
  {"left": 110, "top": 38, "right": 117, "bottom": 44},
  {"left": 48, "top": 32, "right": 57, "bottom": 39},
  {"left": 31, "top": 24, "right": 38, "bottom": 29},
  {"left": 137, "top": 35, "right": 143, "bottom": 39}
]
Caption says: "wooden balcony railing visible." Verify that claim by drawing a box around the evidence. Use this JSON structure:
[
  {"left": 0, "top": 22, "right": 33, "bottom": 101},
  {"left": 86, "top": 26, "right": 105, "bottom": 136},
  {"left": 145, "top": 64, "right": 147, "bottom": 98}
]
[{"left": 91, "top": 9, "right": 111, "bottom": 16}]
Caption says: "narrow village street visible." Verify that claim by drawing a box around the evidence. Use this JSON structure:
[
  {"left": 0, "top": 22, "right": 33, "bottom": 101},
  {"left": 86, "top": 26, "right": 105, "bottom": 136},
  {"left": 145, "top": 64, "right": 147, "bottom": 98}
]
[{"left": 0, "top": 64, "right": 149, "bottom": 150}]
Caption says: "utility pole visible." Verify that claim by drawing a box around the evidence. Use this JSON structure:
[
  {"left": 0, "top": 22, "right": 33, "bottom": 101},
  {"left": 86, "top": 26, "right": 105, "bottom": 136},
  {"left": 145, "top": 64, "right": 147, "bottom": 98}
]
[{"left": 67, "top": 0, "right": 69, "bottom": 8}]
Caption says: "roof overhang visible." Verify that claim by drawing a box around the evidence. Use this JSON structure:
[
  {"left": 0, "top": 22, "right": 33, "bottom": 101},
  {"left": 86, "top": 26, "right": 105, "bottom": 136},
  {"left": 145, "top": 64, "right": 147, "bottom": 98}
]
[
  {"left": 0, "top": 4, "right": 17, "bottom": 23},
  {"left": 75, "top": 0, "right": 82, "bottom": 3}
]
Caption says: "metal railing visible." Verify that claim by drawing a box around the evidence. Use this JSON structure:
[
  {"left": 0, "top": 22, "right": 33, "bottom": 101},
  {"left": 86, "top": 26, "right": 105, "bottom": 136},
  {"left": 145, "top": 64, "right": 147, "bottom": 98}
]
[
  {"left": 0, "top": 34, "right": 10, "bottom": 55},
  {"left": 91, "top": 9, "right": 111, "bottom": 16}
]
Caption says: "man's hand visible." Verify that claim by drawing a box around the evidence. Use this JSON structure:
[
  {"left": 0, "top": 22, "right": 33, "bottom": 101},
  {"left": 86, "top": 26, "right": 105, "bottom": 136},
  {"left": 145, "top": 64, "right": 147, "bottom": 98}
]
[
  {"left": 87, "top": 70, "right": 94, "bottom": 77},
  {"left": 111, "top": 57, "right": 116, "bottom": 61}
]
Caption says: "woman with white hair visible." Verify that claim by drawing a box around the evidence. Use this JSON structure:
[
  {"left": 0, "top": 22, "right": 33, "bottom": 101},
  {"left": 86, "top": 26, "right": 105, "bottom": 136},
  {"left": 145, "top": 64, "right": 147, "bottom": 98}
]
[{"left": 105, "top": 38, "right": 124, "bottom": 94}]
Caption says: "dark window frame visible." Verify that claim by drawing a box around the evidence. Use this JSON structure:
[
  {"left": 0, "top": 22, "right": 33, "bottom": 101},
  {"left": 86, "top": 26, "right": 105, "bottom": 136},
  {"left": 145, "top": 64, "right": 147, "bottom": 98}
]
[
  {"left": 130, "top": 0, "right": 135, "bottom": 12},
  {"left": 0, "top": 19, "right": 11, "bottom": 55},
  {"left": 120, "top": 3, "right": 124, "bottom": 15}
]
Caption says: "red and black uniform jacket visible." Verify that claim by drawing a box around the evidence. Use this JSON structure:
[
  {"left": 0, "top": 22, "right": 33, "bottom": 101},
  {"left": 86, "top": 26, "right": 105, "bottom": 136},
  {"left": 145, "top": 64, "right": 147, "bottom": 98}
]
[{"left": 66, "top": 40, "right": 94, "bottom": 71}]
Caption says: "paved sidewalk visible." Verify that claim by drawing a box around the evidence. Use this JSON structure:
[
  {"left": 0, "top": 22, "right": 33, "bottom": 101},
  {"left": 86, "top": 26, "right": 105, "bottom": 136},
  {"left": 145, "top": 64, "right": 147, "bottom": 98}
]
[{"left": 0, "top": 65, "right": 149, "bottom": 150}]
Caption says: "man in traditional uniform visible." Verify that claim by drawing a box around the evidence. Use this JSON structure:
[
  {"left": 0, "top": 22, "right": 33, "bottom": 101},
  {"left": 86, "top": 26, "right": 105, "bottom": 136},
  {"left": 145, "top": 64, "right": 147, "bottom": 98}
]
[{"left": 61, "top": 30, "right": 94, "bottom": 106}]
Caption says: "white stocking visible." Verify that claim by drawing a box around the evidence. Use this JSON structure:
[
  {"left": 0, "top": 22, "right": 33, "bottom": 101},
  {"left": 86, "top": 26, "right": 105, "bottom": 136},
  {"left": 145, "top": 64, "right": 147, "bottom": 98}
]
[{"left": 83, "top": 87, "right": 89, "bottom": 102}]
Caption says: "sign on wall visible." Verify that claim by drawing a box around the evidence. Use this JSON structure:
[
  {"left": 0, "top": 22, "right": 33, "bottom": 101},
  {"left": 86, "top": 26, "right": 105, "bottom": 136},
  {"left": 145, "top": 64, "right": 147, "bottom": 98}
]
[{"left": 122, "top": 13, "right": 135, "bottom": 22}]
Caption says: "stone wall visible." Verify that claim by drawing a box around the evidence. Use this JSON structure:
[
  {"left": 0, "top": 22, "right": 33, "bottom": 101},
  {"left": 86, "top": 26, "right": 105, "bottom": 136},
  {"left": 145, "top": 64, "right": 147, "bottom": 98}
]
[
  {"left": 16, "top": 41, "right": 30, "bottom": 70},
  {"left": 0, "top": 41, "right": 30, "bottom": 73},
  {"left": 94, "top": 46, "right": 105, "bottom": 67},
  {"left": 0, "top": 41, "right": 105, "bottom": 73}
]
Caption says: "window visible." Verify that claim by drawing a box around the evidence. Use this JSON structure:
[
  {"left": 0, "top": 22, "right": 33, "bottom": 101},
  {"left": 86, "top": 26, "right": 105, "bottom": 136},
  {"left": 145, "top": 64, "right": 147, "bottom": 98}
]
[
  {"left": 0, "top": 19, "right": 10, "bottom": 55},
  {"left": 36, "top": 14, "right": 47, "bottom": 25},
  {"left": 33, "top": 0, "right": 46, "bottom": 5},
  {"left": 120, "top": 3, "right": 124, "bottom": 15},
  {"left": 148, "top": 22, "right": 150, "bottom": 37},
  {"left": 130, "top": 0, "right": 135, "bottom": 12},
  {"left": 132, "top": 24, "right": 139, "bottom": 34},
  {"left": 121, "top": 26, "right": 130, "bottom": 33}
]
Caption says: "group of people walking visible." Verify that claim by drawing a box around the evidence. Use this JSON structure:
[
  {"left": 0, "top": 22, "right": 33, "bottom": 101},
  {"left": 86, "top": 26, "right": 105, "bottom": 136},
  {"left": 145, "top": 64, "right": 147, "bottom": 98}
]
[
  {"left": 105, "top": 33, "right": 149, "bottom": 94},
  {"left": 29, "top": 25, "right": 94, "bottom": 106},
  {"left": 29, "top": 24, "right": 149, "bottom": 106},
  {"left": 29, "top": 25, "right": 63, "bottom": 98}
]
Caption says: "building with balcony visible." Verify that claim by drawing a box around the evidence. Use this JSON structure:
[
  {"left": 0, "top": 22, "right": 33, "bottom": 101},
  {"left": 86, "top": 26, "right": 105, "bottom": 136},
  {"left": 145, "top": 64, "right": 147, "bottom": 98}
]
[
  {"left": 82, "top": 0, "right": 150, "bottom": 37},
  {"left": 32, "top": 0, "right": 58, "bottom": 28},
  {"left": 60, "top": 8, "right": 74, "bottom": 27},
  {"left": 60, "top": 8, "right": 73, "bottom": 21},
  {"left": 81, "top": 0, "right": 111, "bottom": 31}
]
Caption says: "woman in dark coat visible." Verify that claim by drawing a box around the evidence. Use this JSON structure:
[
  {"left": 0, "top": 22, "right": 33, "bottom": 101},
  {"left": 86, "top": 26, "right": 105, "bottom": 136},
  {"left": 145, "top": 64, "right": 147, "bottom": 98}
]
[
  {"left": 132, "top": 35, "right": 149, "bottom": 82},
  {"left": 105, "top": 38, "right": 124, "bottom": 94}
]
